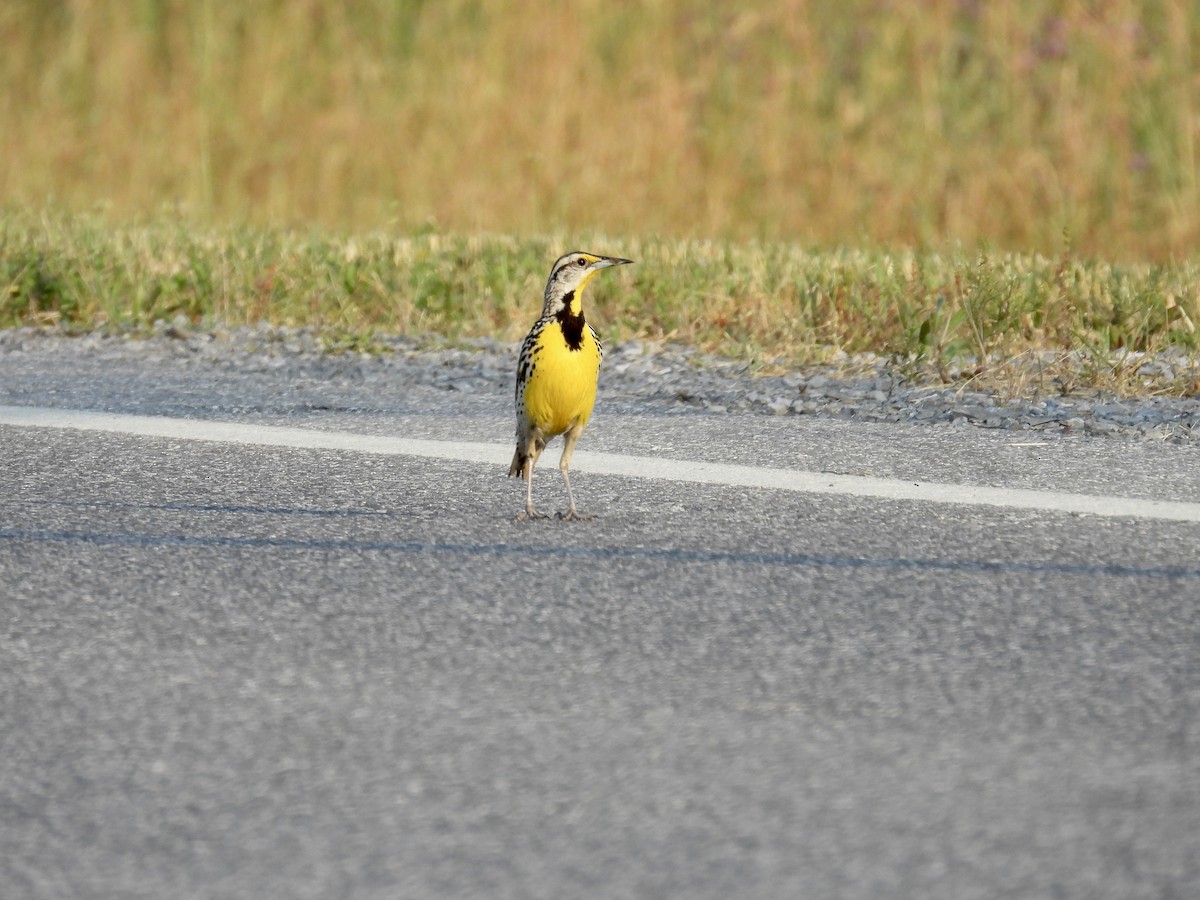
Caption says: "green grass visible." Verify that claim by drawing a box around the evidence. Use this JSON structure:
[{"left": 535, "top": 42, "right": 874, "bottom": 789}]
[{"left": 4, "top": 210, "right": 1199, "bottom": 397}]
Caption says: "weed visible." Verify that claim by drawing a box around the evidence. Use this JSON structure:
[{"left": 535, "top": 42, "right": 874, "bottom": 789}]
[{"left": 3, "top": 209, "right": 1197, "bottom": 397}]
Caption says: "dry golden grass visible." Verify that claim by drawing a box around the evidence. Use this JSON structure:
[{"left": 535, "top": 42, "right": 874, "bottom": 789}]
[{"left": 2, "top": 1, "right": 1198, "bottom": 258}]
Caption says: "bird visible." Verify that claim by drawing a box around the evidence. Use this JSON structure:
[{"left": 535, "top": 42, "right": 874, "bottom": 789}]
[{"left": 508, "top": 250, "right": 633, "bottom": 520}]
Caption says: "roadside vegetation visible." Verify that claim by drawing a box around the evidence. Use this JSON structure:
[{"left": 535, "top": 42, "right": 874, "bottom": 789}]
[
  {"left": 4, "top": 210, "right": 1198, "bottom": 397},
  {"left": 1, "top": 2, "right": 1197, "bottom": 259},
  {"left": 1, "top": 4, "right": 1198, "bottom": 396}
]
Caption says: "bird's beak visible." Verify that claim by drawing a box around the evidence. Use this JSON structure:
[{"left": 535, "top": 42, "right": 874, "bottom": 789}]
[{"left": 593, "top": 256, "right": 634, "bottom": 269}]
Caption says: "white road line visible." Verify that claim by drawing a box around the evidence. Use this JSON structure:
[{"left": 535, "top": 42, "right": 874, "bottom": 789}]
[{"left": 3, "top": 405, "right": 1199, "bottom": 523}]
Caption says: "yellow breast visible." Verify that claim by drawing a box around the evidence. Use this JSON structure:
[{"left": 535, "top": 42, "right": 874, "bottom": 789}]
[{"left": 522, "top": 320, "right": 601, "bottom": 437}]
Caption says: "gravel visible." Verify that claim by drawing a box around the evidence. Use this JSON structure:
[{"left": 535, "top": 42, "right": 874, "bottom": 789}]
[{"left": 1, "top": 322, "right": 1198, "bottom": 445}]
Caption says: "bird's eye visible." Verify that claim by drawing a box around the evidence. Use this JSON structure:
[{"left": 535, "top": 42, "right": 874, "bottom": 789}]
[{"left": 577, "top": 258, "right": 588, "bottom": 267}]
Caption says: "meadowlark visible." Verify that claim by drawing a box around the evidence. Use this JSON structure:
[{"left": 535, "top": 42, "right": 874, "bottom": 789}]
[{"left": 508, "top": 250, "right": 633, "bottom": 520}]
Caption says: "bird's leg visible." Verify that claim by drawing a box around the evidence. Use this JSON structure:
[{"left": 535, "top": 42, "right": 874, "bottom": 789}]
[
  {"left": 556, "top": 426, "right": 594, "bottom": 521},
  {"left": 516, "top": 454, "right": 548, "bottom": 520},
  {"left": 557, "top": 467, "right": 594, "bottom": 522}
]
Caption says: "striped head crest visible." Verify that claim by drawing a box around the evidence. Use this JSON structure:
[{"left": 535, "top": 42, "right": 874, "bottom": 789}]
[{"left": 541, "top": 251, "right": 633, "bottom": 316}]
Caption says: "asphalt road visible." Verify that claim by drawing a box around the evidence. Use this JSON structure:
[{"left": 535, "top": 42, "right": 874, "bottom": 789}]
[{"left": 2, "top": 348, "right": 1199, "bottom": 899}]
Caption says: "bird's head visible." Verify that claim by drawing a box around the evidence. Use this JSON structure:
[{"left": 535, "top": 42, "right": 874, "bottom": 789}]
[{"left": 542, "top": 251, "right": 633, "bottom": 315}]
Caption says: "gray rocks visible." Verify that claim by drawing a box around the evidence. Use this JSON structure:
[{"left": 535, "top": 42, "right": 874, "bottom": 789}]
[{"left": 1, "top": 326, "right": 1198, "bottom": 445}]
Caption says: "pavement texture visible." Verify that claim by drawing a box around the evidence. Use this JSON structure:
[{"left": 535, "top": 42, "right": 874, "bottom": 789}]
[{"left": 1, "top": 337, "right": 1199, "bottom": 899}]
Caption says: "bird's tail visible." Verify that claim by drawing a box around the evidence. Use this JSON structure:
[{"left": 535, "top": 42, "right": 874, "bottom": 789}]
[{"left": 508, "top": 448, "right": 527, "bottom": 479}]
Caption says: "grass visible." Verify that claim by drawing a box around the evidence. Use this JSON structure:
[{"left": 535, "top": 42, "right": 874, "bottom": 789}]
[
  {"left": 4, "top": 209, "right": 1199, "bottom": 398},
  {"left": 1, "top": 2, "right": 1198, "bottom": 258},
  {"left": 5, "top": 3, "right": 1197, "bottom": 397}
]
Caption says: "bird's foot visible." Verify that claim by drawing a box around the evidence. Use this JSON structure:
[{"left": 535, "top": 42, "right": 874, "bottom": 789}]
[
  {"left": 556, "top": 509, "right": 595, "bottom": 522},
  {"left": 516, "top": 506, "right": 549, "bottom": 521}
]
